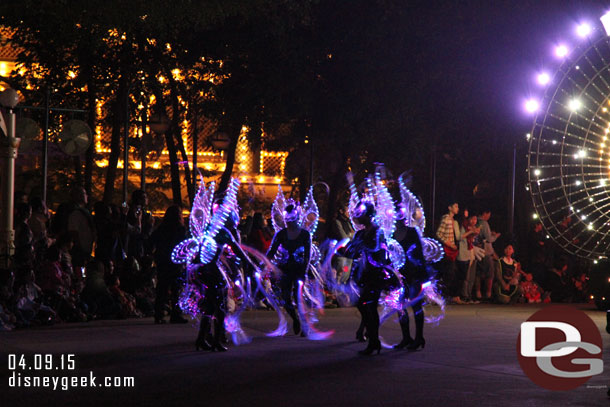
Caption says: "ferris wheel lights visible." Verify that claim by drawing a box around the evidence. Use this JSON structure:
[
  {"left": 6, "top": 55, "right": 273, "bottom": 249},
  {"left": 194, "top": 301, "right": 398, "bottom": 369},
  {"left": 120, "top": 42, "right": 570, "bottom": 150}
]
[
  {"left": 552, "top": 140, "right": 557, "bottom": 144},
  {"left": 588, "top": 223, "right": 594, "bottom": 230},
  {"left": 525, "top": 99, "right": 540, "bottom": 113},
  {"left": 555, "top": 44, "right": 569, "bottom": 58},
  {"left": 576, "top": 23, "right": 592, "bottom": 37},
  {"left": 568, "top": 98, "right": 582, "bottom": 111},
  {"left": 532, "top": 213, "right": 538, "bottom": 219},
  {"left": 526, "top": 133, "right": 531, "bottom": 140},
  {"left": 534, "top": 168, "right": 541, "bottom": 176},
  {"left": 575, "top": 180, "right": 582, "bottom": 186},
  {"left": 537, "top": 72, "right": 551, "bottom": 85},
  {"left": 600, "top": 12, "right": 610, "bottom": 36},
  {"left": 603, "top": 107, "right": 608, "bottom": 112}
]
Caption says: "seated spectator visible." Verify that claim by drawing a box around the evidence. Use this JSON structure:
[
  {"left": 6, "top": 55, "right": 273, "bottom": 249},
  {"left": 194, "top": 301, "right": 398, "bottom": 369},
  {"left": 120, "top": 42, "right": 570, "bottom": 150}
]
[
  {"left": 106, "top": 275, "right": 141, "bottom": 319},
  {"left": 545, "top": 257, "right": 573, "bottom": 303},
  {"left": 39, "top": 245, "right": 86, "bottom": 322},
  {"left": 494, "top": 244, "right": 522, "bottom": 304},
  {"left": 14, "top": 270, "right": 55, "bottom": 326},
  {"left": 520, "top": 273, "right": 544, "bottom": 303},
  {"left": 0, "top": 270, "right": 17, "bottom": 330},
  {"left": 81, "top": 261, "right": 120, "bottom": 319}
]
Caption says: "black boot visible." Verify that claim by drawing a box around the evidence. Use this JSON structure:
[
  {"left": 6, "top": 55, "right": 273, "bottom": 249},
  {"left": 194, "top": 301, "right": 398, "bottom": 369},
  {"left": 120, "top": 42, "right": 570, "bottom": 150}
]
[
  {"left": 359, "top": 338, "right": 381, "bottom": 355},
  {"left": 407, "top": 307, "right": 425, "bottom": 351},
  {"left": 394, "top": 312, "right": 414, "bottom": 349},
  {"left": 286, "top": 307, "right": 301, "bottom": 335},
  {"left": 212, "top": 316, "right": 228, "bottom": 352},
  {"left": 195, "top": 318, "right": 212, "bottom": 351},
  {"left": 355, "top": 318, "right": 367, "bottom": 342},
  {"left": 359, "top": 302, "right": 381, "bottom": 355},
  {"left": 606, "top": 310, "right": 610, "bottom": 334}
]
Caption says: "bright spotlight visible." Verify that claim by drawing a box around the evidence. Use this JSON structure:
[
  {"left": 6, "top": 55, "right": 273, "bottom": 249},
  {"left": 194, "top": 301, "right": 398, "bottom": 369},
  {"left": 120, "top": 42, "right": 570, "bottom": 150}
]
[
  {"left": 537, "top": 72, "right": 550, "bottom": 85},
  {"left": 525, "top": 99, "right": 540, "bottom": 113},
  {"left": 601, "top": 12, "right": 610, "bottom": 36},
  {"left": 576, "top": 23, "right": 592, "bottom": 37},
  {"left": 568, "top": 98, "right": 582, "bottom": 111},
  {"left": 555, "top": 44, "right": 569, "bottom": 57}
]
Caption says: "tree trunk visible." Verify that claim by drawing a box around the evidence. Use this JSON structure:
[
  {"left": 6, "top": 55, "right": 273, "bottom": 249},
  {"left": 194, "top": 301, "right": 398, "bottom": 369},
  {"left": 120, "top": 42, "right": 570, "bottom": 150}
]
[
  {"left": 103, "top": 81, "right": 126, "bottom": 204},
  {"left": 165, "top": 129, "right": 182, "bottom": 206},
  {"left": 217, "top": 123, "right": 240, "bottom": 195},
  {"left": 84, "top": 81, "right": 96, "bottom": 199}
]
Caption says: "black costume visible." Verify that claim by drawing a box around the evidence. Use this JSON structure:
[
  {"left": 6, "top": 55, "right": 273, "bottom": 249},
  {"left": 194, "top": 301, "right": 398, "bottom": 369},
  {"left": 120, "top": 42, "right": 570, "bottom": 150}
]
[
  {"left": 194, "top": 226, "right": 250, "bottom": 351},
  {"left": 394, "top": 223, "right": 427, "bottom": 350},
  {"left": 266, "top": 228, "right": 311, "bottom": 335},
  {"left": 342, "top": 224, "right": 395, "bottom": 354}
]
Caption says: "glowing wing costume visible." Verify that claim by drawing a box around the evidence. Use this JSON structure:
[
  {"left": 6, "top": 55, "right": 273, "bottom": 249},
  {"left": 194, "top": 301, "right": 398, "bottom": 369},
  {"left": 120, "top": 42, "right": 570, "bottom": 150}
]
[
  {"left": 171, "top": 176, "right": 287, "bottom": 343},
  {"left": 266, "top": 185, "right": 332, "bottom": 340}
]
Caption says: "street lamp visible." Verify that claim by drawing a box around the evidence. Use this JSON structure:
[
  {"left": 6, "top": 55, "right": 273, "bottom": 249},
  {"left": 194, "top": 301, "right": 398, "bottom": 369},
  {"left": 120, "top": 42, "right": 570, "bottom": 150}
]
[{"left": 0, "top": 88, "right": 20, "bottom": 270}]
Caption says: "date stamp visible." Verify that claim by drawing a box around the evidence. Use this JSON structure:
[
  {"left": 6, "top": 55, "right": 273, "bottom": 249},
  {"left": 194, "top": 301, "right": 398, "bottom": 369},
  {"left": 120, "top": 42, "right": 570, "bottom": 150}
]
[
  {"left": 8, "top": 354, "right": 76, "bottom": 371},
  {"left": 7, "top": 354, "right": 134, "bottom": 391}
]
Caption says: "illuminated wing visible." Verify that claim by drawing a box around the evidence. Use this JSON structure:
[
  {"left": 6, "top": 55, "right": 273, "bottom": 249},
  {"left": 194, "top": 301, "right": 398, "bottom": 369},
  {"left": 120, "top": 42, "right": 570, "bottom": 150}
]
[
  {"left": 398, "top": 173, "right": 425, "bottom": 233},
  {"left": 421, "top": 237, "right": 444, "bottom": 263},
  {"left": 347, "top": 172, "right": 364, "bottom": 231},
  {"left": 386, "top": 237, "right": 406, "bottom": 270},
  {"left": 190, "top": 177, "right": 215, "bottom": 239},
  {"left": 373, "top": 171, "right": 397, "bottom": 239},
  {"left": 206, "top": 178, "right": 241, "bottom": 243},
  {"left": 171, "top": 238, "right": 200, "bottom": 264},
  {"left": 300, "top": 186, "right": 319, "bottom": 235},
  {"left": 271, "top": 185, "right": 287, "bottom": 233}
]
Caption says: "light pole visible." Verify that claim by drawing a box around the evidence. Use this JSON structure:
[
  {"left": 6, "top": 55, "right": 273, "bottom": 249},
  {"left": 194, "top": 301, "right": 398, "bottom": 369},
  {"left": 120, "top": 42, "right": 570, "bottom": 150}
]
[{"left": 0, "top": 88, "right": 21, "bottom": 270}]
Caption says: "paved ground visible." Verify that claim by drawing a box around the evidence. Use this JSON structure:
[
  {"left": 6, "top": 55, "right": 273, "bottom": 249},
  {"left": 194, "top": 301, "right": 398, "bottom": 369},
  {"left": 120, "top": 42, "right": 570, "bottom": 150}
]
[{"left": 1, "top": 304, "right": 609, "bottom": 407}]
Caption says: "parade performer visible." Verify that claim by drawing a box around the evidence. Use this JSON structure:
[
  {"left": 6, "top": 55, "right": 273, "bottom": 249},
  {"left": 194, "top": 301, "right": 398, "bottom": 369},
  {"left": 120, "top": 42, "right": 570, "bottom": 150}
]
[
  {"left": 335, "top": 170, "right": 402, "bottom": 355},
  {"left": 266, "top": 186, "right": 330, "bottom": 339},
  {"left": 172, "top": 177, "right": 262, "bottom": 352},
  {"left": 392, "top": 174, "right": 443, "bottom": 351}
]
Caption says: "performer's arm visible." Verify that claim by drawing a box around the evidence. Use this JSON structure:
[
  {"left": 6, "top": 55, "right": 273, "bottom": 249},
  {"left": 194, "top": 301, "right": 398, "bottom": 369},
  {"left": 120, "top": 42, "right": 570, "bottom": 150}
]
[{"left": 266, "top": 230, "right": 281, "bottom": 259}]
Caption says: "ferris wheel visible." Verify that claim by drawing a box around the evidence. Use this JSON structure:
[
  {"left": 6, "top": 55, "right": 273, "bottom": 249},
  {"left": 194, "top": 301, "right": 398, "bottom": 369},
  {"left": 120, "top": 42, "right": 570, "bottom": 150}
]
[{"left": 526, "top": 14, "right": 610, "bottom": 261}]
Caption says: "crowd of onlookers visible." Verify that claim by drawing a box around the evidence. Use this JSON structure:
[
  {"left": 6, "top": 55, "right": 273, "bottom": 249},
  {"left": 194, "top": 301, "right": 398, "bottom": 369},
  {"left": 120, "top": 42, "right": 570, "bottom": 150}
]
[
  {"left": 0, "top": 190, "right": 595, "bottom": 331},
  {"left": 434, "top": 201, "right": 591, "bottom": 306}
]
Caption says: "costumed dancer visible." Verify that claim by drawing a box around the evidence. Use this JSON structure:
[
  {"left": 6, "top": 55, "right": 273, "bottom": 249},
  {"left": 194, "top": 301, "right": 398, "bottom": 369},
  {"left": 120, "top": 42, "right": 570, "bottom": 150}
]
[
  {"left": 266, "top": 203, "right": 311, "bottom": 336},
  {"left": 265, "top": 185, "right": 328, "bottom": 338},
  {"left": 172, "top": 177, "right": 255, "bottom": 352},
  {"left": 337, "top": 169, "right": 402, "bottom": 354},
  {"left": 392, "top": 174, "right": 443, "bottom": 350}
]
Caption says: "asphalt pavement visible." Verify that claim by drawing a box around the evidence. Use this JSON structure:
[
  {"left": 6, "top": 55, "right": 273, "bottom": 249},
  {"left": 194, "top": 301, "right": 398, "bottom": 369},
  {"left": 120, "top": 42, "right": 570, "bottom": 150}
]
[{"left": 1, "top": 304, "right": 609, "bottom": 407}]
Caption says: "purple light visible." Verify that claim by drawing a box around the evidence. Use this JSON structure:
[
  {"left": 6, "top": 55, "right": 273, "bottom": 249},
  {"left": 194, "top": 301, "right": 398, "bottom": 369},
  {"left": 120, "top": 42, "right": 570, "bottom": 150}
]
[
  {"left": 555, "top": 44, "right": 569, "bottom": 58},
  {"left": 537, "top": 72, "right": 550, "bottom": 86},
  {"left": 576, "top": 23, "right": 591, "bottom": 37},
  {"left": 525, "top": 99, "right": 540, "bottom": 113},
  {"left": 601, "top": 12, "right": 610, "bottom": 36}
]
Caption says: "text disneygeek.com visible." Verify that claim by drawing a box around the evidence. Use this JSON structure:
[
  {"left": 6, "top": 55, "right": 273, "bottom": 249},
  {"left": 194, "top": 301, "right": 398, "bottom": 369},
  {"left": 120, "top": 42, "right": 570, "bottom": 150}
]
[{"left": 7, "top": 354, "right": 134, "bottom": 391}]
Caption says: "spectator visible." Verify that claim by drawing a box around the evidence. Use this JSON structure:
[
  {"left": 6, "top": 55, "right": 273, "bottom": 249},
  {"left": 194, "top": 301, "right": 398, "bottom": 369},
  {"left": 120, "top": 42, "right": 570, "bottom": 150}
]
[
  {"left": 436, "top": 201, "right": 461, "bottom": 304},
  {"left": 14, "top": 202, "right": 34, "bottom": 274},
  {"left": 150, "top": 205, "right": 188, "bottom": 324},
  {"left": 475, "top": 209, "right": 500, "bottom": 301},
  {"left": 247, "top": 212, "right": 272, "bottom": 252},
  {"left": 520, "top": 273, "right": 543, "bottom": 303},
  {"left": 494, "top": 244, "right": 521, "bottom": 304},
  {"left": 53, "top": 186, "right": 96, "bottom": 276},
  {"left": 456, "top": 212, "right": 480, "bottom": 303},
  {"left": 29, "top": 197, "right": 52, "bottom": 262},
  {"left": 544, "top": 257, "right": 573, "bottom": 302}
]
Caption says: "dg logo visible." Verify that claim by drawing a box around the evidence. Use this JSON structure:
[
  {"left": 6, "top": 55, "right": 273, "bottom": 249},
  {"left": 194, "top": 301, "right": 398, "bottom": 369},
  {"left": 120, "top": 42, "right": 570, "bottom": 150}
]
[{"left": 517, "top": 305, "right": 603, "bottom": 391}]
